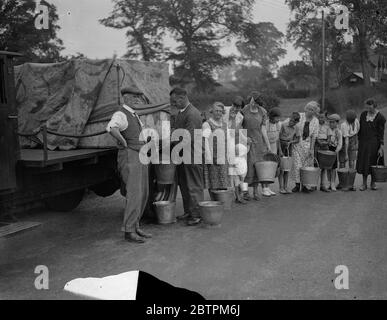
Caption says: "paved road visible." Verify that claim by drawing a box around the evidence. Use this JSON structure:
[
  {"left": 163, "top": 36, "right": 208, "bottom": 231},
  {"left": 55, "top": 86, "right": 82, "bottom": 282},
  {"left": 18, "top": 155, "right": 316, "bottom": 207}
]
[{"left": 1, "top": 176, "right": 387, "bottom": 300}]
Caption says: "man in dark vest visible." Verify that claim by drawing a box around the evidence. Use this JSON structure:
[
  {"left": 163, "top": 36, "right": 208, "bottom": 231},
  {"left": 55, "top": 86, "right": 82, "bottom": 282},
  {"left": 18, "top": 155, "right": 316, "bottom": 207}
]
[
  {"left": 170, "top": 88, "right": 204, "bottom": 226},
  {"left": 106, "top": 87, "right": 152, "bottom": 243}
]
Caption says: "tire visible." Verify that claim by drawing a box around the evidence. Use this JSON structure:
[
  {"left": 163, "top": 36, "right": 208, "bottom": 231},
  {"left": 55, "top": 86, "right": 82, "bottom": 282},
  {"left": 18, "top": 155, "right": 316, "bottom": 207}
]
[
  {"left": 90, "top": 177, "right": 120, "bottom": 197},
  {"left": 45, "top": 189, "right": 85, "bottom": 212}
]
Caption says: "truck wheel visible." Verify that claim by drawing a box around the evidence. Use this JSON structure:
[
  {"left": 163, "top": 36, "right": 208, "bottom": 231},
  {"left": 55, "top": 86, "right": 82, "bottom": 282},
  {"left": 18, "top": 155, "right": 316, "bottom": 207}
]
[
  {"left": 90, "top": 177, "right": 120, "bottom": 197},
  {"left": 45, "top": 189, "right": 85, "bottom": 212}
]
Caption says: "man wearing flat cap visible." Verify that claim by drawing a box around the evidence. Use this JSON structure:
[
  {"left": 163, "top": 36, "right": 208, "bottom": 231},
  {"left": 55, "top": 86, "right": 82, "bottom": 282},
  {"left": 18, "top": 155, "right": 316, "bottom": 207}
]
[{"left": 106, "top": 87, "right": 152, "bottom": 243}]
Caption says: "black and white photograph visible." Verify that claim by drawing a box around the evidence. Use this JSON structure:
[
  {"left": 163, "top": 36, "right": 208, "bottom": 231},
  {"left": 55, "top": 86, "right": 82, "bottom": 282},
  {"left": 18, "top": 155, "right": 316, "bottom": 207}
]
[{"left": 1, "top": 0, "right": 387, "bottom": 305}]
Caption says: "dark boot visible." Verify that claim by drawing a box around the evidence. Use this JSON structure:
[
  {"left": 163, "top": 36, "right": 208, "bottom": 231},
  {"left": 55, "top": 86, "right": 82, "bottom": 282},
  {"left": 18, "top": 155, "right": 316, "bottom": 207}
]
[
  {"left": 136, "top": 228, "right": 152, "bottom": 239},
  {"left": 292, "top": 183, "right": 300, "bottom": 193},
  {"left": 125, "top": 232, "right": 146, "bottom": 243}
]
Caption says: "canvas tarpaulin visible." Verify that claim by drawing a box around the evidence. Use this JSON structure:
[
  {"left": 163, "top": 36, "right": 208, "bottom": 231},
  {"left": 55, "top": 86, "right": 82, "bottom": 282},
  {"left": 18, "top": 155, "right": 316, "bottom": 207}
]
[{"left": 15, "top": 58, "right": 171, "bottom": 150}]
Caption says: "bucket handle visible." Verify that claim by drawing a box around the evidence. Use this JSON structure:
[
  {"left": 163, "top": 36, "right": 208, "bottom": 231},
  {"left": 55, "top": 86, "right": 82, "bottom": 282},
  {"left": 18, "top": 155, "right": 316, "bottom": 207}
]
[
  {"left": 376, "top": 155, "right": 384, "bottom": 166},
  {"left": 307, "top": 154, "right": 320, "bottom": 168},
  {"left": 294, "top": 146, "right": 320, "bottom": 168}
]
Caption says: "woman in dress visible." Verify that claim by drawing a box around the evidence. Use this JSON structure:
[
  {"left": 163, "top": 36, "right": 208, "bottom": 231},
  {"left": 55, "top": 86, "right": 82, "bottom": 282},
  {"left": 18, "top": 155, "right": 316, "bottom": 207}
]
[
  {"left": 241, "top": 92, "right": 272, "bottom": 200},
  {"left": 291, "top": 101, "right": 320, "bottom": 193},
  {"left": 203, "top": 102, "right": 230, "bottom": 193},
  {"left": 357, "top": 98, "right": 386, "bottom": 191}
]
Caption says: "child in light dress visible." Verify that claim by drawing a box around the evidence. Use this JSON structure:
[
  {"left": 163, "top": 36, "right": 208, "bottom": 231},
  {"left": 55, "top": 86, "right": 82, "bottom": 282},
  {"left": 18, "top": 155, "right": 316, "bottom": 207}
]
[{"left": 229, "top": 144, "right": 248, "bottom": 204}]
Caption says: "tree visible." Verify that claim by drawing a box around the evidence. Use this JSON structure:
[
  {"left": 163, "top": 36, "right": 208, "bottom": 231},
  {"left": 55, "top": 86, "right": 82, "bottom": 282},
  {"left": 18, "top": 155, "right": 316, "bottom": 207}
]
[
  {"left": 0, "top": 0, "right": 64, "bottom": 64},
  {"left": 236, "top": 22, "right": 286, "bottom": 71},
  {"left": 102, "top": 0, "right": 258, "bottom": 92},
  {"left": 233, "top": 65, "right": 274, "bottom": 92},
  {"left": 286, "top": 0, "right": 387, "bottom": 87},
  {"left": 278, "top": 60, "right": 316, "bottom": 83},
  {"left": 100, "top": 0, "right": 165, "bottom": 61},
  {"left": 160, "top": 0, "right": 254, "bottom": 92}
]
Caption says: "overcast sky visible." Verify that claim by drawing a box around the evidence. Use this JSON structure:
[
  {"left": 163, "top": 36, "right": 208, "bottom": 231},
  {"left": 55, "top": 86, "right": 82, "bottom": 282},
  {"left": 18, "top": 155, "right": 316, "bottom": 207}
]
[{"left": 50, "top": 0, "right": 301, "bottom": 67}]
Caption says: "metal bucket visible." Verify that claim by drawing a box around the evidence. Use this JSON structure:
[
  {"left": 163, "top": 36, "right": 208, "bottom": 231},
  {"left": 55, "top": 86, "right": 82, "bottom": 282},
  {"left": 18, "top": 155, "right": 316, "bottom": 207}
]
[
  {"left": 254, "top": 161, "right": 278, "bottom": 184},
  {"left": 153, "top": 201, "right": 176, "bottom": 224},
  {"left": 317, "top": 150, "right": 336, "bottom": 169},
  {"left": 300, "top": 167, "right": 321, "bottom": 188},
  {"left": 337, "top": 169, "right": 357, "bottom": 190},
  {"left": 210, "top": 189, "right": 234, "bottom": 210},
  {"left": 371, "top": 156, "right": 387, "bottom": 183},
  {"left": 280, "top": 157, "right": 293, "bottom": 172},
  {"left": 154, "top": 164, "right": 176, "bottom": 185},
  {"left": 239, "top": 183, "right": 249, "bottom": 192},
  {"left": 199, "top": 201, "right": 224, "bottom": 226}
]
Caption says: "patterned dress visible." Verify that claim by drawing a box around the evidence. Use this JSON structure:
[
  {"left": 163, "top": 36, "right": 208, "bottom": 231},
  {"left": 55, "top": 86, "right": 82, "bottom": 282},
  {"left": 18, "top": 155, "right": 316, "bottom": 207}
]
[
  {"left": 267, "top": 120, "right": 281, "bottom": 154},
  {"left": 291, "top": 113, "right": 319, "bottom": 183},
  {"left": 203, "top": 118, "right": 231, "bottom": 190},
  {"left": 242, "top": 104, "right": 268, "bottom": 186}
]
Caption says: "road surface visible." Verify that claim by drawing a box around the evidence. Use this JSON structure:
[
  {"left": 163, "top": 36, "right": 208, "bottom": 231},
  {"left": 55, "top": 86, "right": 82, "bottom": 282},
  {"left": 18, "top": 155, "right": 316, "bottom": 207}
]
[{"left": 1, "top": 176, "right": 387, "bottom": 300}]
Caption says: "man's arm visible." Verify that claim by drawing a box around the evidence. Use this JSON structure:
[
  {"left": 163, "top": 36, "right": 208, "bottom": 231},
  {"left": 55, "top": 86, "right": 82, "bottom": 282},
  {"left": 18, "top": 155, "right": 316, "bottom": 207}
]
[
  {"left": 109, "top": 127, "right": 128, "bottom": 149},
  {"left": 106, "top": 111, "right": 128, "bottom": 149}
]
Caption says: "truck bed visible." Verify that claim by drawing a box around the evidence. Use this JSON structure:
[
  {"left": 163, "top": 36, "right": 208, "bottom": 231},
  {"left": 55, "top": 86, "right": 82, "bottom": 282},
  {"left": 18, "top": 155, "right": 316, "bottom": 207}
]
[{"left": 19, "top": 148, "right": 116, "bottom": 168}]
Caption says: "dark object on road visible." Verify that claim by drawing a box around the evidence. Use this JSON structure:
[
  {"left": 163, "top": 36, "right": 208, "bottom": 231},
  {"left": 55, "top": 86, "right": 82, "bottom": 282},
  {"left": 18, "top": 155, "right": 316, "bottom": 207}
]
[
  {"left": 136, "top": 271, "right": 205, "bottom": 301},
  {"left": 371, "top": 157, "right": 387, "bottom": 183}
]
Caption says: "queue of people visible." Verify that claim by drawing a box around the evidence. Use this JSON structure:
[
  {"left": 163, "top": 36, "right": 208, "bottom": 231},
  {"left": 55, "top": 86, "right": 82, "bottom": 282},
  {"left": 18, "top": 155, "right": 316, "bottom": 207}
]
[{"left": 107, "top": 87, "right": 386, "bottom": 243}]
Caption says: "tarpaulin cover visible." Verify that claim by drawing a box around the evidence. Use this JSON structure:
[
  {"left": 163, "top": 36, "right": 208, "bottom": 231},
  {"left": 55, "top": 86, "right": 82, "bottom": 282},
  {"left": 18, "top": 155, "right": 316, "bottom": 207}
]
[{"left": 15, "top": 58, "right": 171, "bottom": 150}]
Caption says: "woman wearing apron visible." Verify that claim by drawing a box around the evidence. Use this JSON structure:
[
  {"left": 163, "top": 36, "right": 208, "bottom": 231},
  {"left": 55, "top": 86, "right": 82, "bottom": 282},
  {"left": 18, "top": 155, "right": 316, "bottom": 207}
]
[
  {"left": 241, "top": 92, "right": 272, "bottom": 200},
  {"left": 266, "top": 107, "right": 282, "bottom": 196},
  {"left": 203, "top": 102, "right": 230, "bottom": 192}
]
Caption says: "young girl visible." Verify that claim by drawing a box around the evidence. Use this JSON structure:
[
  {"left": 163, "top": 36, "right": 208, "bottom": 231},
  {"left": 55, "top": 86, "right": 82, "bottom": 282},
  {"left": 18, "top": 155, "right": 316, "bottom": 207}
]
[
  {"left": 229, "top": 144, "right": 248, "bottom": 204},
  {"left": 340, "top": 109, "right": 360, "bottom": 170},
  {"left": 326, "top": 114, "right": 343, "bottom": 192},
  {"left": 265, "top": 107, "right": 282, "bottom": 197},
  {"left": 316, "top": 113, "right": 330, "bottom": 192},
  {"left": 279, "top": 112, "right": 301, "bottom": 194}
]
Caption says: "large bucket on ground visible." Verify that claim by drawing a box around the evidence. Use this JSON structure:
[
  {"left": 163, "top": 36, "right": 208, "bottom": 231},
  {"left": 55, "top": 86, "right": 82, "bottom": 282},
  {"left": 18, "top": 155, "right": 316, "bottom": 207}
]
[
  {"left": 300, "top": 157, "right": 321, "bottom": 188},
  {"left": 337, "top": 169, "right": 357, "bottom": 190},
  {"left": 154, "top": 164, "right": 176, "bottom": 185},
  {"left": 371, "top": 156, "right": 387, "bottom": 183},
  {"left": 153, "top": 201, "right": 176, "bottom": 224},
  {"left": 210, "top": 189, "right": 234, "bottom": 210},
  {"left": 280, "top": 157, "right": 293, "bottom": 172},
  {"left": 199, "top": 201, "right": 224, "bottom": 226},
  {"left": 317, "top": 150, "right": 336, "bottom": 169},
  {"left": 254, "top": 161, "right": 278, "bottom": 184}
]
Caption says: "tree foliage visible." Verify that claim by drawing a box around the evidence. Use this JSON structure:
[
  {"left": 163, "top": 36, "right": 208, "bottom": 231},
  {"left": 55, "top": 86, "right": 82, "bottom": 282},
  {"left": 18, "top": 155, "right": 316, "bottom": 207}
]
[
  {"left": 278, "top": 60, "right": 316, "bottom": 83},
  {"left": 100, "top": 0, "right": 165, "bottom": 61},
  {"left": 236, "top": 22, "right": 286, "bottom": 70},
  {"left": 102, "top": 0, "right": 286, "bottom": 92},
  {"left": 286, "top": 0, "right": 387, "bottom": 87},
  {"left": 0, "top": 0, "right": 64, "bottom": 64}
]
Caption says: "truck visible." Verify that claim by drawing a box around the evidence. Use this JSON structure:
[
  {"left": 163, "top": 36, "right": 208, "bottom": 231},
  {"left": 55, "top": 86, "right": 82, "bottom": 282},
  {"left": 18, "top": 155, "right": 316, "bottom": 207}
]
[{"left": 0, "top": 51, "right": 172, "bottom": 215}]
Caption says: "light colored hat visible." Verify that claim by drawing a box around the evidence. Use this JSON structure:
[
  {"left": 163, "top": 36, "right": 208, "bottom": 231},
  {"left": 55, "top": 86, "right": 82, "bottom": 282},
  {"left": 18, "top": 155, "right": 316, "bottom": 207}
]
[{"left": 327, "top": 113, "right": 341, "bottom": 122}]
